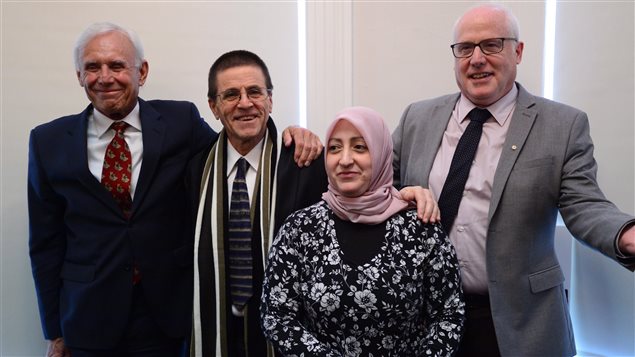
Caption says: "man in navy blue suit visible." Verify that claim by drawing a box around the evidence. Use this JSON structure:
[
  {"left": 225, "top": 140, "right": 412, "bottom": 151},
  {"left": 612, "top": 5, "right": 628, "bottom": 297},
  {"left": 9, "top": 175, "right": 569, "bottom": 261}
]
[{"left": 28, "top": 22, "right": 321, "bottom": 357}]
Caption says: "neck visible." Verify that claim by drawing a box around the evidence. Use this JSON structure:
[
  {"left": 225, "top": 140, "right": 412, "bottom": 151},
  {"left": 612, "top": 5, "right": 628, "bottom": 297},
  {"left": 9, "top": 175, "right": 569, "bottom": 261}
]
[{"left": 228, "top": 135, "right": 265, "bottom": 156}]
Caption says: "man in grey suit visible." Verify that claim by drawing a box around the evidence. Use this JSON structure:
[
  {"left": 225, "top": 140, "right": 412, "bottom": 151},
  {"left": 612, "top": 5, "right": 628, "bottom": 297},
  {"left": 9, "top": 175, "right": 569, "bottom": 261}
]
[{"left": 392, "top": 4, "right": 635, "bottom": 356}]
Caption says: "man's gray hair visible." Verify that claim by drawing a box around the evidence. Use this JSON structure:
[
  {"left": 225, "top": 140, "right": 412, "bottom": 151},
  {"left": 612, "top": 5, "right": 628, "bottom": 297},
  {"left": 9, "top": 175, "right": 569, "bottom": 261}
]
[{"left": 74, "top": 22, "right": 144, "bottom": 71}]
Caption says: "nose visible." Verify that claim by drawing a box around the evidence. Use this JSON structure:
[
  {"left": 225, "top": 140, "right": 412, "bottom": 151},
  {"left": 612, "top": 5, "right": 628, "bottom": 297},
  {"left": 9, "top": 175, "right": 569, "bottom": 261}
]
[
  {"left": 236, "top": 87, "right": 253, "bottom": 108},
  {"left": 339, "top": 148, "right": 353, "bottom": 166},
  {"left": 97, "top": 65, "right": 114, "bottom": 83},
  {"left": 469, "top": 46, "right": 486, "bottom": 66}
]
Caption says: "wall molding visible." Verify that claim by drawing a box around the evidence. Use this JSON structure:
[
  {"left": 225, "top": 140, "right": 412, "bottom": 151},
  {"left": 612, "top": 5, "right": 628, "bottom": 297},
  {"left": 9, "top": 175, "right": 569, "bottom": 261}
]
[{"left": 306, "top": 0, "right": 353, "bottom": 136}]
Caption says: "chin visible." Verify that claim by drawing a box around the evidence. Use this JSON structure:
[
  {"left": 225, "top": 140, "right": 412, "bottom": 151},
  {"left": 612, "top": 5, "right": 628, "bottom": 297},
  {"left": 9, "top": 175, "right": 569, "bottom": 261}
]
[
  {"left": 466, "top": 92, "right": 496, "bottom": 106},
  {"left": 339, "top": 188, "right": 364, "bottom": 198}
]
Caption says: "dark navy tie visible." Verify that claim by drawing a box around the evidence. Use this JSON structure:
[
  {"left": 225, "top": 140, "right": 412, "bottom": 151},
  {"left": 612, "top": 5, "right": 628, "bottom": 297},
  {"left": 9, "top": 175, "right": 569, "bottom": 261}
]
[
  {"left": 438, "top": 108, "right": 491, "bottom": 231},
  {"left": 228, "top": 158, "right": 253, "bottom": 308}
]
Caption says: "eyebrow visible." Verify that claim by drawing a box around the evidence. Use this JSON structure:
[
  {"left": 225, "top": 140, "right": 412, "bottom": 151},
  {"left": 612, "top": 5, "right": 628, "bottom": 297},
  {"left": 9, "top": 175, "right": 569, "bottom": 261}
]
[
  {"left": 328, "top": 136, "right": 365, "bottom": 142},
  {"left": 221, "top": 85, "right": 263, "bottom": 92},
  {"left": 83, "top": 59, "right": 129, "bottom": 67}
]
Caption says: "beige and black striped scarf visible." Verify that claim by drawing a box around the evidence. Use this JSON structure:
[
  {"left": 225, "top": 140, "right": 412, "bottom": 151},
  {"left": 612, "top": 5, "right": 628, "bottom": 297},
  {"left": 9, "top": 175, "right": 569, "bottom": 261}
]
[{"left": 192, "top": 123, "right": 280, "bottom": 357}]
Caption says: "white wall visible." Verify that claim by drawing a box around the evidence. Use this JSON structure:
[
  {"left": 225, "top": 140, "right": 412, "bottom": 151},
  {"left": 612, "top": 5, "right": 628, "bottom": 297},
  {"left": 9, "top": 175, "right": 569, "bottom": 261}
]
[
  {"left": 1, "top": 1, "right": 633, "bottom": 356},
  {"left": 1, "top": 2, "right": 299, "bottom": 355}
]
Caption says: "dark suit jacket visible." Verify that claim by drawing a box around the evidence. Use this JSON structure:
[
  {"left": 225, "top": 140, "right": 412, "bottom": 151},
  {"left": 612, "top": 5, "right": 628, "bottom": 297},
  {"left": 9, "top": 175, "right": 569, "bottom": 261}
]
[
  {"left": 190, "top": 118, "right": 328, "bottom": 357},
  {"left": 392, "top": 83, "right": 635, "bottom": 356},
  {"left": 28, "top": 99, "right": 217, "bottom": 349}
]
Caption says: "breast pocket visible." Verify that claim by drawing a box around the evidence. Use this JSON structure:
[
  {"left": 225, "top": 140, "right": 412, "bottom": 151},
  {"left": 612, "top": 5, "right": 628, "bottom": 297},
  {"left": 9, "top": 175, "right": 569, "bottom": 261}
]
[
  {"left": 508, "top": 156, "right": 557, "bottom": 197},
  {"left": 513, "top": 156, "right": 554, "bottom": 171}
]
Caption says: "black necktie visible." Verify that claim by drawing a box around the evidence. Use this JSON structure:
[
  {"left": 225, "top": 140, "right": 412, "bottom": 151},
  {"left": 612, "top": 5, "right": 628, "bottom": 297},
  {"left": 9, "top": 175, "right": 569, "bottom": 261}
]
[
  {"left": 227, "top": 158, "right": 253, "bottom": 308},
  {"left": 438, "top": 108, "right": 491, "bottom": 231}
]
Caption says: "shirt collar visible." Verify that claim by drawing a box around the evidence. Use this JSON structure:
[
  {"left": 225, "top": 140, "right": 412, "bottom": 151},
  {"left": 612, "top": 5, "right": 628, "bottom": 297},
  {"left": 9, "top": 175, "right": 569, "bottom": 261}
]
[
  {"left": 93, "top": 102, "right": 142, "bottom": 139},
  {"left": 457, "top": 84, "right": 518, "bottom": 126},
  {"left": 226, "top": 136, "right": 265, "bottom": 177}
]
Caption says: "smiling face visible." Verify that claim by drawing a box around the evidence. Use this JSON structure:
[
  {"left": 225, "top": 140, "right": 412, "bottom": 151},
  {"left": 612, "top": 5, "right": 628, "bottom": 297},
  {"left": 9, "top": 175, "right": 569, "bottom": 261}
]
[
  {"left": 326, "top": 119, "right": 372, "bottom": 198},
  {"left": 76, "top": 31, "right": 148, "bottom": 120},
  {"left": 453, "top": 6, "right": 524, "bottom": 107},
  {"left": 209, "top": 65, "right": 272, "bottom": 155}
]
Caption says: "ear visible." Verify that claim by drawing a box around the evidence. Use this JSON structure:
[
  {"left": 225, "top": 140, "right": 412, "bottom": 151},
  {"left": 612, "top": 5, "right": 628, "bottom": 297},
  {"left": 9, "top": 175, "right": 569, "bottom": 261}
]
[
  {"left": 76, "top": 71, "right": 84, "bottom": 87},
  {"left": 138, "top": 60, "right": 149, "bottom": 86},
  {"left": 267, "top": 92, "right": 273, "bottom": 114},
  {"left": 209, "top": 99, "right": 220, "bottom": 120},
  {"left": 515, "top": 41, "right": 524, "bottom": 64}
]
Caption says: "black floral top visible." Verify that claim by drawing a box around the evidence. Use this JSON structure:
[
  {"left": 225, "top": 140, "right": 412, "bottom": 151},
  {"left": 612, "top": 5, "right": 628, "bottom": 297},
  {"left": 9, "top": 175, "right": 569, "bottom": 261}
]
[{"left": 261, "top": 201, "right": 465, "bottom": 357}]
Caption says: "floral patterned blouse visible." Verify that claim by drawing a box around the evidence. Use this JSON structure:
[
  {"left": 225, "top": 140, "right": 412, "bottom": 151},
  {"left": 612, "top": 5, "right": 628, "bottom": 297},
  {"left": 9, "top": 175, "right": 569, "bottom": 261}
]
[{"left": 261, "top": 201, "right": 465, "bottom": 357}]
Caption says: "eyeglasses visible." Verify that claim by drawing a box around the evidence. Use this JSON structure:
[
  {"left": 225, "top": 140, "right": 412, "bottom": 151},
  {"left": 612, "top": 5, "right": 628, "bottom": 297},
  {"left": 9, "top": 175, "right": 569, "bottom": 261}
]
[
  {"left": 216, "top": 86, "right": 272, "bottom": 105},
  {"left": 450, "top": 37, "right": 517, "bottom": 58}
]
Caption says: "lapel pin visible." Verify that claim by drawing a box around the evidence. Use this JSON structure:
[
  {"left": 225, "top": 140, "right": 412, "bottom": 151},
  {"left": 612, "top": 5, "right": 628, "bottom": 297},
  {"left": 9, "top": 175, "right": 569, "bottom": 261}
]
[{"left": 511, "top": 145, "right": 518, "bottom": 150}]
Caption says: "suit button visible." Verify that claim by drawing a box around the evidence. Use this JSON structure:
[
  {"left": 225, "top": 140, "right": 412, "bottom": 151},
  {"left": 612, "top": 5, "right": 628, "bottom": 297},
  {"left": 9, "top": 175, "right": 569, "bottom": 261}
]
[{"left": 124, "top": 265, "right": 131, "bottom": 271}]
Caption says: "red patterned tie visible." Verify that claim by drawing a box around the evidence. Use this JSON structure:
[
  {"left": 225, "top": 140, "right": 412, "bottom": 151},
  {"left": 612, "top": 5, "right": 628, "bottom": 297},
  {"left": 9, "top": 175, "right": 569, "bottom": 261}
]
[
  {"left": 101, "top": 121, "right": 140, "bottom": 284},
  {"left": 101, "top": 121, "right": 133, "bottom": 218}
]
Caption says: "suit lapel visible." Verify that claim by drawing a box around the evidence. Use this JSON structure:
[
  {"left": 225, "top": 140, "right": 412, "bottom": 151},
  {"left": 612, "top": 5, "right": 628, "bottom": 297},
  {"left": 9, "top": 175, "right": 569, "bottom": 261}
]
[
  {"left": 488, "top": 84, "right": 538, "bottom": 220},
  {"left": 67, "top": 105, "right": 122, "bottom": 213},
  {"left": 427, "top": 96, "right": 458, "bottom": 171},
  {"left": 133, "top": 99, "right": 166, "bottom": 212},
  {"left": 414, "top": 95, "right": 458, "bottom": 187}
]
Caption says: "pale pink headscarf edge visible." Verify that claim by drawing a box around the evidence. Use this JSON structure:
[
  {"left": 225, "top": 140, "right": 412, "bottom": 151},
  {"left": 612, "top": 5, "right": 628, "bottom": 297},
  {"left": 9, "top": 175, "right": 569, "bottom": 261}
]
[{"left": 321, "top": 106, "right": 409, "bottom": 224}]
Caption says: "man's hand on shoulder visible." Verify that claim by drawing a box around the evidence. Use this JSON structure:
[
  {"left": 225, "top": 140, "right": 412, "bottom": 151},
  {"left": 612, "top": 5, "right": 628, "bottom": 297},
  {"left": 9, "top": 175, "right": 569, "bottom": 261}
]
[
  {"left": 47, "top": 337, "right": 70, "bottom": 357},
  {"left": 282, "top": 126, "right": 323, "bottom": 167},
  {"left": 399, "top": 186, "right": 440, "bottom": 224}
]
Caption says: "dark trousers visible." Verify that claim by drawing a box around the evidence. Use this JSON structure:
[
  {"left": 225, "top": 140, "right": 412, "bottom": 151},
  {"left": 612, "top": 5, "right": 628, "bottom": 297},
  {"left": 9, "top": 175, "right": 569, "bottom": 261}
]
[
  {"left": 456, "top": 294, "right": 501, "bottom": 357},
  {"left": 69, "top": 285, "right": 186, "bottom": 357},
  {"left": 228, "top": 313, "right": 247, "bottom": 357}
]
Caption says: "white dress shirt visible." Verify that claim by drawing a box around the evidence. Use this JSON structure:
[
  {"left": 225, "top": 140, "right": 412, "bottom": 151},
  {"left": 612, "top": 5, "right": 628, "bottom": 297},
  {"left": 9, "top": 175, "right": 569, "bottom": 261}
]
[
  {"left": 87, "top": 103, "right": 143, "bottom": 198},
  {"left": 225, "top": 138, "right": 265, "bottom": 208}
]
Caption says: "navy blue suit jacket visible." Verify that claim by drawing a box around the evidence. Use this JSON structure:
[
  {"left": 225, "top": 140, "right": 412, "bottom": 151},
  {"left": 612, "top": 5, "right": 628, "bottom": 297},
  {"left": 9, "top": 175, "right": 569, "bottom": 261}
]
[{"left": 28, "top": 99, "right": 217, "bottom": 349}]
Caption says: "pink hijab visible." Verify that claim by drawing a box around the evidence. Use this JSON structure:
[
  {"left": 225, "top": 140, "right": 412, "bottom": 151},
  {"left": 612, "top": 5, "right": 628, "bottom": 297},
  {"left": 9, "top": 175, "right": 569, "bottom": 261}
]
[{"left": 321, "top": 106, "right": 409, "bottom": 224}]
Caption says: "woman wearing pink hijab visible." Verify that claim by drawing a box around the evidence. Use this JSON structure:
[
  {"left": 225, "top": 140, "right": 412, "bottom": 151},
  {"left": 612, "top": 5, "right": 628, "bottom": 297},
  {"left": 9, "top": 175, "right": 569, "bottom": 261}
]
[{"left": 261, "top": 107, "right": 464, "bottom": 356}]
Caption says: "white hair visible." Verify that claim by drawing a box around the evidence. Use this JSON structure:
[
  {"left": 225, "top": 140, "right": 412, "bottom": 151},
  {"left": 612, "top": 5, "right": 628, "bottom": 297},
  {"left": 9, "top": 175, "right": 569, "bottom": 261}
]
[{"left": 73, "top": 22, "right": 144, "bottom": 71}]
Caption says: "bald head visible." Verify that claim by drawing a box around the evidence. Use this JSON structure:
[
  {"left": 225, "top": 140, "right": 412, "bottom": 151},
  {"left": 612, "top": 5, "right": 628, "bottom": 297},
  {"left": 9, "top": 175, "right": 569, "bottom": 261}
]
[
  {"left": 453, "top": 4, "right": 520, "bottom": 43},
  {"left": 451, "top": 3, "right": 524, "bottom": 107}
]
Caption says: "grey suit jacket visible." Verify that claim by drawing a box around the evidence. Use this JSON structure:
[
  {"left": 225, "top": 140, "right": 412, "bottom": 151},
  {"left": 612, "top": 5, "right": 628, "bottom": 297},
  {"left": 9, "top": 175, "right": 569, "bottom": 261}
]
[{"left": 392, "top": 83, "right": 634, "bottom": 356}]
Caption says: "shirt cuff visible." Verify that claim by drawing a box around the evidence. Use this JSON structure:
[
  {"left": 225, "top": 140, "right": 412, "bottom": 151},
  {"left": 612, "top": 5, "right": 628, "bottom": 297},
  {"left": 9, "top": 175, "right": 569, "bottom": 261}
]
[{"left": 615, "top": 221, "right": 635, "bottom": 262}]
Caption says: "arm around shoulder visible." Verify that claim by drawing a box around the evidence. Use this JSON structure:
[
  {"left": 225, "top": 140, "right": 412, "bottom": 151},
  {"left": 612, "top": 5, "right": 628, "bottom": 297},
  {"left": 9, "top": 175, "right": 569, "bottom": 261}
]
[{"left": 187, "top": 101, "right": 218, "bottom": 155}]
